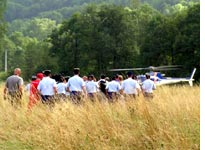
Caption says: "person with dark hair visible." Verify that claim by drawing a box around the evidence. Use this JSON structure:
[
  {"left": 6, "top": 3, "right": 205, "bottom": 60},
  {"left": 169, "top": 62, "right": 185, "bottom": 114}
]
[
  {"left": 56, "top": 76, "right": 67, "bottom": 101},
  {"left": 25, "top": 75, "right": 37, "bottom": 95},
  {"left": 98, "top": 74, "right": 108, "bottom": 95},
  {"left": 85, "top": 75, "right": 99, "bottom": 101},
  {"left": 66, "top": 68, "right": 86, "bottom": 104},
  {"left": 4, "top": 68, "right": 24, "bottom": 106},
  {"left": 141, "top": 73, "right": 156, "bottom": 99},
  {"left": 37, "top": 70, "right": 57, "bottom": 105},
  {"left": 105, "top": 76, "right": 121, "bottom": 102},
  {"left": 28, "top": 73, "right": 43, "bottom": 109},
  {"left": 121, "top": 71, "right": 141, "bottom": 99}
]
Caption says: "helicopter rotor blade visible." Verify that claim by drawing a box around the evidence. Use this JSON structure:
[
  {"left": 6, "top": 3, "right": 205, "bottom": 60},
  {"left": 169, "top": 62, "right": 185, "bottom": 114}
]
[
  {"left": 109, "top": 65, "right": 182, "bottom": 72},
  {"left": 109, "top": 68, "right": 145, "bottom": 71}
]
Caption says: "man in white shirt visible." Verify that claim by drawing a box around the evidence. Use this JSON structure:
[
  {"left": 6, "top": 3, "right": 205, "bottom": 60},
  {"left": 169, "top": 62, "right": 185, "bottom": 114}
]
[
  {"left": 106, "top": 76, "right": 121, "bottom": 102},
  {"left": 121, "top": 71, "right": 141, "bottom": 99},
  {"left": 37, "top": 70, "right": 57, "bottom": 104},
  {"left": 86, "top": 75, "right": 99, "bottom": 101},
  {"left": 141, "top": 73, "right": 156, "bottom": 99},
  {"left": 67, "top": 68, "right": 86, "bottom": 104}
]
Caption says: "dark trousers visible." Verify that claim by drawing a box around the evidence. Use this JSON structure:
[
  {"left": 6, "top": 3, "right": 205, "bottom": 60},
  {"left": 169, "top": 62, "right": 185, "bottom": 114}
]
[
  {"left": 70, "top": 91, "right": 83, "bottom": 104},
  {"left": 107, "top": 92, "right": 119, "bottom": 102},
  {"left": 144, "top": 92, "right": 154, "bottom": 99},
  {"left": 41, "top": 95, "right": 55, "bottom": 105}
]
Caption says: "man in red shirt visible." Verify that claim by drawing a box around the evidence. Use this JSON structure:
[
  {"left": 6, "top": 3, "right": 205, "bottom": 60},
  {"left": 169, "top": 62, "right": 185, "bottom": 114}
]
[{"left": 28, "top": 73, "right": 44, "bottom": 109}]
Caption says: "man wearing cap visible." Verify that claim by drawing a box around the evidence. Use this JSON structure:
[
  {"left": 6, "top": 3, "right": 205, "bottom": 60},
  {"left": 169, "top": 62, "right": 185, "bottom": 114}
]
[
  {"left": 141, "top": 73, "right": 156, "bottom": 99},
  {"left": 37, "top": 70, "right": 57, "bottom": 105},
  {"left": 28, "top": 73, "right": 44, "bottom": 109},
  {"left": 4, "top": 68, "right": 24, "bottom": 106},
  {"left": 67, "top": 68, "right": 86, "bottom": 104},
  {"left": 121, "top": 71, "right": 141, "bottom": 99}
]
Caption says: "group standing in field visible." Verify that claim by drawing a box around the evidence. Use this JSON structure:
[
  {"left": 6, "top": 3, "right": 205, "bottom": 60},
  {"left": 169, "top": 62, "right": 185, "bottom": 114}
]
[{"left": 3, "top": 67, "right": 156, "bottom": 108}]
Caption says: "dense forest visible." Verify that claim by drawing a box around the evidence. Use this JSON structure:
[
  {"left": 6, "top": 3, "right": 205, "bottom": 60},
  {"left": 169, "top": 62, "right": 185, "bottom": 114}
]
[{"left": 0, "top": 0, "right": 200, "bottom": 81}]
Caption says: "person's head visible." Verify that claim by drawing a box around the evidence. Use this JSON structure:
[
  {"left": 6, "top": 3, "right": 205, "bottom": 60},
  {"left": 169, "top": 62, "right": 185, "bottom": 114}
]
[
  {"left": 127, "top": 71, "right": 133, "bottom": 78},
  {"left": 100, "top": 74, "right": 106, "bottom": 79},
  {"left": 112, "top": 76, "right": 116, "bottom": 81},
  {"left": 14, "top": 68, "right": 21, "bottom": 76},
  {"left": 105, "top": 77, "right": 110, "bottom": 81},
  {"left": 88, "top": 75, "right": 94, "bottom": 81},
  {"left": 83, "top": 75, "right": 88, "bottom": 81},
  {"left": 43, "top": 70, "right": 51, "bottom": 77},
  {"left": 31, "top": 75, "right": 37, "bottom": 81},
  {"left": 64, "top": 76, "right": 70, "bottom": 82},
  {"left": 59, "top": 76, "right": 65, "bottom": 83},
  {"left": 73, "top": 68, "right": 80, "bottom": 75},
  {"left": 145, "top": 73, "right": 151, "bottom": 79},
  {"left": 37, "top": 73, "right": 44, "bottom": 80},
  {"left": 115, "top": 74, "right": 119, "bottom": 81},
  {"left": 118, "top": 75, "right": 123, "bottom": 81}
]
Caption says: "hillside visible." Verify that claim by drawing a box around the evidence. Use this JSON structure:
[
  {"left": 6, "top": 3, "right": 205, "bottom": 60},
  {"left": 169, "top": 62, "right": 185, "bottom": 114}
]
[{"left": 5, "top": 0, "right": 199, "bottom": 22}]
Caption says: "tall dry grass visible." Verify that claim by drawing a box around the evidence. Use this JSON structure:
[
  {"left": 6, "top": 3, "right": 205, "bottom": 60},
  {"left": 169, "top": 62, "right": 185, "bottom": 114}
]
[{"left": 0, "top": 84, "right": 200, "bottom": 150}]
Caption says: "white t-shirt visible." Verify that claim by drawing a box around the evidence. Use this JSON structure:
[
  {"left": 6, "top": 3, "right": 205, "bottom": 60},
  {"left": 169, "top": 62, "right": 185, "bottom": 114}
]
[
  {"left": 142, "top": 79, "right": 156, "bottom": 93},
  {"left": 67, "top": 75, "right": 85, "bottom": 92},
  {"left": 121, "top": 78, "right": 141, "bottom": 94},
  {"left": 57, "top": 82, "right": 67, "bottom": 94},
  {"left": 37, "top": 77, "right": 57, "bottom": 95},
  {"left": 106, "top": 80, "right": 121, "bottom": 92},
  {"left": 86, "top": 80, "right": 99, "bottom": 93}
]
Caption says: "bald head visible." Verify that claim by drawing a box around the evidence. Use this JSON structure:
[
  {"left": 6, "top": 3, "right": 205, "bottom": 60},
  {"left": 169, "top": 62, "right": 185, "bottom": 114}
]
[{"left": 14, "top": 68, "right": 21, "bottom": 76}]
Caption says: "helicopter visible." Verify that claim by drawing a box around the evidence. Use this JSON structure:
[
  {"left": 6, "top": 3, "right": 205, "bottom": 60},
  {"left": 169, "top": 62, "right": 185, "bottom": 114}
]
[{"left": 109, "top": 65, "right": 197, "bottom": 86}]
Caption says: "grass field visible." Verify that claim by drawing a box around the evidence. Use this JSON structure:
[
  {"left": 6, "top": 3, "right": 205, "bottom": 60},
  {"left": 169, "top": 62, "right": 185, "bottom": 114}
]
[{"left": 0, "top": 84, "right": 200, "bottom": 150}]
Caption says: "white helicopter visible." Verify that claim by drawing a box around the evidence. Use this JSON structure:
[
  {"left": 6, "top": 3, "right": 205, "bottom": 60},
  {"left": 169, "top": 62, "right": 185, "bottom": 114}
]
[{"left": 109, "top": 65, "right": 197, "bottom": 86}]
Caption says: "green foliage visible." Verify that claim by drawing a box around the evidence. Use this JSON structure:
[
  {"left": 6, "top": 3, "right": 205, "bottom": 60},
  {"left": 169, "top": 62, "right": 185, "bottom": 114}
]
[
  {"left": 1, "top": 0, "right": 200, "bottom": 82},
  {"left": 173, "top": 4, "right": 200, "bottom": 78},
  {"left": 49, "top": 4, "right": 140, "bottom": 76},
  {"left": 138, "top": 4, "right": 199, "bottom": 78},
  {"left": 5, "top": 0, "right": 199, "bottom": 22},
  {"left": 9, "top": 18, "right": 57, "bottom": 40}
]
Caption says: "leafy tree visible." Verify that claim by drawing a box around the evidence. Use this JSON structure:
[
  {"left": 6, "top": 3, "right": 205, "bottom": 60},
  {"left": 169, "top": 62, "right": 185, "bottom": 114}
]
[
  {"left": 173, "top": 4, "right": 200, "bottom": 79},
  {"left": 49, "top": 4, "right": 140, "bottom": 76},
  {"left": 9, "top": 18, "right": 57, "bottom": 40}
]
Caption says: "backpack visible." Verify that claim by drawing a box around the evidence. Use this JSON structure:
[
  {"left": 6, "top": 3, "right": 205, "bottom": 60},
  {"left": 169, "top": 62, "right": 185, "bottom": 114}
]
[{"left": 99, "top": 80, "right": 106, "bottom": 94}]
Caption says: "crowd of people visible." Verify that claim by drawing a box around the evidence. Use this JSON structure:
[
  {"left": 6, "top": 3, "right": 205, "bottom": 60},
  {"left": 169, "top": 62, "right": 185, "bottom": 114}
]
[{"left": 3, "top": 67, "right": 156, "bottom": 108}]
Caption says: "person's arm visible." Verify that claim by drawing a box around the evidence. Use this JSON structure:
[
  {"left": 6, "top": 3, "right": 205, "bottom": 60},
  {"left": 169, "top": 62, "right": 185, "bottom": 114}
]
[
  {"left": 53, "top": 80, "right": 57, "bottom": 95},
  {"left": 53, "top": 86, "right": 57, "bottom": 95},
  {"left": 66, "top": 81, "right": 70, "bottom": 92},
  {"left": 19, "top": 84, "right": 23, "bottom": 96},
  {"left": 82, "top": 86, "right": 87, "bottom": 97},
  {"left": 18, "top": 78, "right": 24, "bottom": 98},
  {"left": 3, "top": 86, "right": 7, "bottom": 100},
  {"left": 152, "top": 83, "right": 156, "bottom": 90}
]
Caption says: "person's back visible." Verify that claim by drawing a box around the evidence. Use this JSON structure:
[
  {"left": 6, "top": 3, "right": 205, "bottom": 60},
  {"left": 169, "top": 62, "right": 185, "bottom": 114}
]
[
  {"left": 142, "top": 79, "right": 156, "bottom": 93},
  {"left": 38, "top": 76, "right": 56, "bottom": 96},
  {"left": 57, "top": 76, "right": 67, "bottom": 95},
  {"left": 99, "top": 79, "right": 107, "bottom": 94},
  {"left": 67, "top": 75, "right": 84, "bottom": 92},
  {"left": 6, "top": 75, "right": 23, "bottom": 93},
  {"left": 121, "top": 71, "right": 140, "bottom": 99},
  {"left": 122, "top": 78, "right": 140, "bottom": 95},
  {"left": 37, "top": 70, "right": 57, "bottom": 104},
  {"left": 28, "top": 73, "right": 43, "bottom": 109},
  {"left": 98, "top": 74, "right": 107, "bottom": 95},
  {"left": 4, "top": 68, "right": 24, "bottom": 106},
  {"left": 142, "top": 73, "right": 156, "bottom": 98},
  {"left": 67, "top": 68, "right": 86, "bottom": 104}
]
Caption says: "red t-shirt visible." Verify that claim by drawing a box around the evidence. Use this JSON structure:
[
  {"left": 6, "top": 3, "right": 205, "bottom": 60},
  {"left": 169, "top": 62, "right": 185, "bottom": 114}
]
[{"left": 30, "top": 79, "right": 41, "bottom": 94}]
